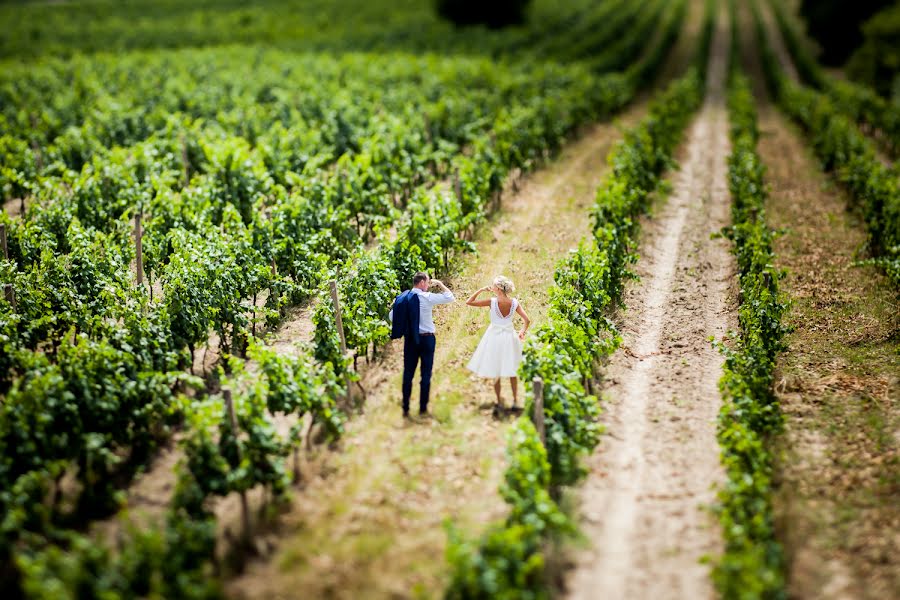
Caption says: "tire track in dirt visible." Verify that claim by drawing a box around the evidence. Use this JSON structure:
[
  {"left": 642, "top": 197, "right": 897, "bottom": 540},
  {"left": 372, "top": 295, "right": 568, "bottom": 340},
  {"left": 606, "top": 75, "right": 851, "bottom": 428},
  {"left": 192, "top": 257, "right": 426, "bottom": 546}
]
[
  {"left": 564, "top": 13, "right": 735, "bottom": 600},
  {"left": 225, "top": 104, "right": 649, "bottom": 600}
]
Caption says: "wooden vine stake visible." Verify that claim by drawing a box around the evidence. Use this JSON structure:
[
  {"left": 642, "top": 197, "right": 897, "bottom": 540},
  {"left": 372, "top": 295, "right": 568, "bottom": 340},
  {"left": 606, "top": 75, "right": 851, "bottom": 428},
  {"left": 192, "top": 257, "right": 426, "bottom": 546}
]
[
  {"left": 134, "top": 209, "right": 144, "bottom": 286},
  {"left": 3, "top": 284, "right": 15, "bottom": 312},
  {"left": 423, "top": 113, "right": 433, "bottom": 146},
  {"left": 179, "top": 132, "right": 190, "bottom": 186},
  {"left": 532, "top": 377, "right": 545, "bottom": 446},
  {"left": 223, "top": 388, "right": 251, "bottom": 545},
  {"left": 329, "top": 280, "right": 353, "bottom": 404},
  {"left": 1, "top": 223, "right": 8, "bottom": 260}
]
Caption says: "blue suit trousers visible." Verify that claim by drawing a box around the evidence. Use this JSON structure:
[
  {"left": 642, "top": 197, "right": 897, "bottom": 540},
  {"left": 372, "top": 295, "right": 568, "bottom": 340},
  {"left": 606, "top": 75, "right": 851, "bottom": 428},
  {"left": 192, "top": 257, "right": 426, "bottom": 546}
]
[{"left": 402, "top": 335, "right": 436, "bottom": 414}]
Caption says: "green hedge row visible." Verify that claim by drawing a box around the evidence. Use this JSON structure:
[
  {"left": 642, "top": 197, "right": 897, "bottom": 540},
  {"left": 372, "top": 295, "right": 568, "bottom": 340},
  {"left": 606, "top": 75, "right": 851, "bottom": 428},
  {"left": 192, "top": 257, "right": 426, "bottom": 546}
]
[
  {"left": 713, "top": 65, "right": 789, "bottom": 599},
  {"left": 766, "top": 0, "right": 900, "bottom": 158},
  {"left": 444, "top": 67, "right": 704, "bottom": 599},
  {"left": 756, "top": 0, "right": 900, "bottom": 287}
]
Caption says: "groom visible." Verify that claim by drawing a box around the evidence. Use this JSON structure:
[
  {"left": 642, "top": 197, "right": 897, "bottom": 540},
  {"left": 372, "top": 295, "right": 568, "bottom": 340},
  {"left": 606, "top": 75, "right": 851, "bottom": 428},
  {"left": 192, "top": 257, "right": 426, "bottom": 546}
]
[{"left": 389, "top": 272, "right": 455, "bottom": 418}]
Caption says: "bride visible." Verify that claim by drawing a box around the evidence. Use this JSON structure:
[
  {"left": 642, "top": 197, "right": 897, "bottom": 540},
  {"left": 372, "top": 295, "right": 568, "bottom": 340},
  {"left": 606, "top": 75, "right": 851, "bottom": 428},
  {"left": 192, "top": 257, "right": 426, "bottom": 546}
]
[{"left": 466, "top": 275, "right": 531, "bottom": 415}]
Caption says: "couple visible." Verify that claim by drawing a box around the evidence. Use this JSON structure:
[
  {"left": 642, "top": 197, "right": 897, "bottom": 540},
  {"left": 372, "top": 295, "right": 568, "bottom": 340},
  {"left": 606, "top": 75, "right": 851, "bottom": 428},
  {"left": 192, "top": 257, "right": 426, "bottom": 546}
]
[{"left": 389, "top": 271, "right": 531, "bottom": 419}]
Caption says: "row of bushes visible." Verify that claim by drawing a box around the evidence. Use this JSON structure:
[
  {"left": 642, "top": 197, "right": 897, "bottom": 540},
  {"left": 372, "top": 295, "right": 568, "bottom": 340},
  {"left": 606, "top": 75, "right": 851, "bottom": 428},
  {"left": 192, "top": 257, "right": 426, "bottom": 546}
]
[
  {"left": 713, "top": 65, "right": 789, "bottom": 599},
  {"left": 445, "top": 65, "right": 705, "bottom": 598},
  {"left": 757, "top": 0, "right": 900, "bottom": 287},
  {"left": 767, "top": 0, "right": 900, "bottom": 158}
]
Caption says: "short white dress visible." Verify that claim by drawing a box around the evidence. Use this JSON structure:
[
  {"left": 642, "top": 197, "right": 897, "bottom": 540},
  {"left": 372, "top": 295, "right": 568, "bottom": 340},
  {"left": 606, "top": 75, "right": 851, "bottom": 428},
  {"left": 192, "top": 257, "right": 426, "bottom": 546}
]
[{"left": 467, "top": 297, "right": 523, "bottom": 378}]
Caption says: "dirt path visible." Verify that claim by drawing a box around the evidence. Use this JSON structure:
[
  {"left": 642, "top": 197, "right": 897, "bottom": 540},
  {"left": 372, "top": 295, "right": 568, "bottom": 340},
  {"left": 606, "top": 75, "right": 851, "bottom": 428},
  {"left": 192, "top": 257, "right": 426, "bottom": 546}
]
[
  {"left": 225, "top": 104, "right": 648, "bottom": 600},
  {"left": 2, "top": 197, "right": 26, "bottom": 218},
  {"left": 563, "top": 13, "right": 734, "bottom": 600}
]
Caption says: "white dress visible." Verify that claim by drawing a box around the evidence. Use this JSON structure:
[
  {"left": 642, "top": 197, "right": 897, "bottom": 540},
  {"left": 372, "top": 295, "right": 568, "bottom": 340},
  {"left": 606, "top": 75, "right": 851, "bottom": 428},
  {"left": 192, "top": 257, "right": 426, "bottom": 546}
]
[{"left": 467, "top": 297, "right": 523, "bottom": 378}]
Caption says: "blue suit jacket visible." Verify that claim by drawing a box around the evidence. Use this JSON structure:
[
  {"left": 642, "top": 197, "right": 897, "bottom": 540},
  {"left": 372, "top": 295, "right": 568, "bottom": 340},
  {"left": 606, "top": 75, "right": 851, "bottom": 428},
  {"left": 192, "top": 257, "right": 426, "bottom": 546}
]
[{"left": 390, "top": 290, "right": 421, "bottom": 344}]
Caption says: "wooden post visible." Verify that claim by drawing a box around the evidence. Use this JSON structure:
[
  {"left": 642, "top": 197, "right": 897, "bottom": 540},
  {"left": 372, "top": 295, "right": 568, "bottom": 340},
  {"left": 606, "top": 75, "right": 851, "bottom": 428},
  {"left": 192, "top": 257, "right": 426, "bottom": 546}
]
[
  {"left": 329, "top": 280, "right": 348, "bottom": 356},
  {"left": 269, "top": 208, "right": 277, "bottom": 275},
  {"left": 454, "top": 171, "right": 462, "bottom": 203},
  {"left": 179, "top": 133, "right": 189, "bottom": 186},
  {"left": 0, "top": 223, "right": 7, "bottom": 260},
  {"left": 134, "top": 210, "right": 143, "bottom": 286},
  {"left": 532, "top": 377, "right": 545, "bottom": 446},
  {"left": 423, "top": 114, "right": 433, "bottom": 145},
  {"left": 223, "top": 388, "right": 251, "bottom": 544},
  {"left": 3, "top": 284, "right": 15, "bottom": 312},
  {"left": 251, "top": 292, "right": 257, "bottom": 338},
  {"left": 329, "top": 280, "right": 353, "bottom": 402}
]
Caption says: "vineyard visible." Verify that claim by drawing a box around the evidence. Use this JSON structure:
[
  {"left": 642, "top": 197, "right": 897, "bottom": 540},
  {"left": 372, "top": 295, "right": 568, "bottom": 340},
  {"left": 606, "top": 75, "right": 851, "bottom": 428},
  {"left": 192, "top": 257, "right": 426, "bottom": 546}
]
[{"left": 0, "top": 0, "right": 897, "bottom": 599}]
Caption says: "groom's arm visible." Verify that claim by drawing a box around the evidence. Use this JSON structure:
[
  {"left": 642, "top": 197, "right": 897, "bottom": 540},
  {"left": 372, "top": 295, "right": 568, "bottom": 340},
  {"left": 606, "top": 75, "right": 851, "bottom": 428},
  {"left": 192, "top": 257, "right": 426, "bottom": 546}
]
[{"left": 427, "top": 279, "right": 455, "bottom": 303}]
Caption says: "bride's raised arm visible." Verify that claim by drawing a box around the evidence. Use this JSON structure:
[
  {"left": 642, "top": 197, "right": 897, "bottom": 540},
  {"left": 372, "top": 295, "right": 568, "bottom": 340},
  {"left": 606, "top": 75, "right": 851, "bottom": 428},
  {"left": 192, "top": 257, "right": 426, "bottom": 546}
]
[{"left": 466, "top": 286, "right": 493, "bottom": 307}]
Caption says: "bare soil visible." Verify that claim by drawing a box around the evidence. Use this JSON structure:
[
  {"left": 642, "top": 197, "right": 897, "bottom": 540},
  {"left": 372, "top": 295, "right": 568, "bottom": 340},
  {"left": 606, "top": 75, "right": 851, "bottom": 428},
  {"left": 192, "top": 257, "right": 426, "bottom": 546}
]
[
  {"left": 225, "top": 105, "right": 648, "bottom": 600},
  {"left": 2, "top": 197, "right": 26, "bottom": 218},
  {"left": 563, "top": 12, "right": 735, "bottom": 600}
]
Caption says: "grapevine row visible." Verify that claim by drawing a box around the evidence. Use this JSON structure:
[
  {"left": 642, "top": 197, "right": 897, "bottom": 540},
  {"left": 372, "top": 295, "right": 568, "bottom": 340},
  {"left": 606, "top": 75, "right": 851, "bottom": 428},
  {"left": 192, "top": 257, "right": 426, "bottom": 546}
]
[
  {"left": 765, "top": 0, "right": 900, "bottom": 158},
  {"left": 712, "top": 25, "right": 789, "bottom": 594},
  {"left": 754, "top": 0, "right": 900, "bottom": 287}
]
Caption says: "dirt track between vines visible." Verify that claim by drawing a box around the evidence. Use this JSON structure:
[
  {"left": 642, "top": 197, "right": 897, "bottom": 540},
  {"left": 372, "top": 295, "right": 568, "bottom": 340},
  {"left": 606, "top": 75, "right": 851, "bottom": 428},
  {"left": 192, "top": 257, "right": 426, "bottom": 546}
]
[{"left": 564, "top": 12, "right": 735, "bottom": 600}]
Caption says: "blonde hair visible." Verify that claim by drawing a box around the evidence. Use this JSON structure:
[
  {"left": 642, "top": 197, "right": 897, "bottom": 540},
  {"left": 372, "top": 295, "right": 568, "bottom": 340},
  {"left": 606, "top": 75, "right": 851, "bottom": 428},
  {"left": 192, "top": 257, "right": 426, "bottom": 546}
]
[{"left": 493, "top": 275, "right": 515, "bottom": 294}]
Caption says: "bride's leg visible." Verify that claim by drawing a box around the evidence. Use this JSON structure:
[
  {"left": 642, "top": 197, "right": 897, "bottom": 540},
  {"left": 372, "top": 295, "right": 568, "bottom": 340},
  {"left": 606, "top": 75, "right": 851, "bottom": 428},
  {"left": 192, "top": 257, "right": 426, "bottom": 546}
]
[
  {"left": 493, "top": 378, "right": 502, "bottom": 406},
  {"left": 510, "top": 377, "right": 518, "bottom": 406}
]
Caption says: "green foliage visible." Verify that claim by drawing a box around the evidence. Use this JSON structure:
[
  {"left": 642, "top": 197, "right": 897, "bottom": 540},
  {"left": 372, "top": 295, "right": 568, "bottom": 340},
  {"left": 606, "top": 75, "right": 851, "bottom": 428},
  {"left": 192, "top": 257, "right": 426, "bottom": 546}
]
[
  {"left": 436, "top": 0, "right": 532, "bottom": 28},
  {"left": 15, "top": 511, "right": 221, "bottom": 600},
  {"left": 768, "top": 0, "right": 900, "bottom": 158},
  {"left": 846, "top": 3, "right": 900, "bottom": 100},
  {"left": 797, "top": 0, "right": 892, "bottom": 66},
  {"left": 712, "top": 62, "right": 789, "bottom": 598},
  {"left": 757, "top": 1, "right": 900, "bottom": 288}
]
